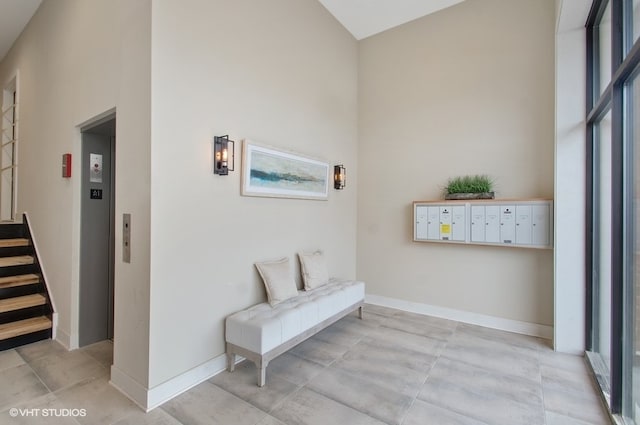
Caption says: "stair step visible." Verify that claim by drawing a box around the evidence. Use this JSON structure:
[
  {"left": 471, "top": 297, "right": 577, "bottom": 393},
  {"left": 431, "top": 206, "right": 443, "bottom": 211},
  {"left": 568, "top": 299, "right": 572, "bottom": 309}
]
[
  {"left": 0, "top": 316, "right": 51, "bottom": 341},
  {"left": 0, "top": 293, "right": 46, "bottom": 313},
  {"left": 0, "top": 255, "right": 34, "bottom": 267},
  {"left": 0, "top": 274, "right": 40, "bottom": 289},
  {"left": 0, "top": 238, "right": 29, "bottom": 248}
]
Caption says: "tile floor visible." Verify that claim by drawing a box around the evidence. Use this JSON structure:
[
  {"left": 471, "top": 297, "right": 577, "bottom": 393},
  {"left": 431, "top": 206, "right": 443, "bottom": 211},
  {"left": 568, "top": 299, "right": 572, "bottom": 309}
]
[{"left": 0, "top": 305, "right": 611, "bottom": 425}]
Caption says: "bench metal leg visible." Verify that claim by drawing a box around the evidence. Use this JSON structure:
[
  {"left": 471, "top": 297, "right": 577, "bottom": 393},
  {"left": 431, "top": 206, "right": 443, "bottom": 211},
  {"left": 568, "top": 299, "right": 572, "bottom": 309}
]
[
  {"left": 256, "top": 358, "right": 268, "bottom": 387},
  {"left": 358, "top": 306, "right": 363, "bottom": 319},
  {"left": 227, "top": 352, "right": 236, "bottom": 372}
]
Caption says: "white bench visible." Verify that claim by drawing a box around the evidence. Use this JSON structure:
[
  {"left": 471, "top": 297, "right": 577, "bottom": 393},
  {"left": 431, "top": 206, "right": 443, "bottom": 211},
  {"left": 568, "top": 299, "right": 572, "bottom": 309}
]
[{"left": 225, "top": 279, "right": 365, "bottom": 386}]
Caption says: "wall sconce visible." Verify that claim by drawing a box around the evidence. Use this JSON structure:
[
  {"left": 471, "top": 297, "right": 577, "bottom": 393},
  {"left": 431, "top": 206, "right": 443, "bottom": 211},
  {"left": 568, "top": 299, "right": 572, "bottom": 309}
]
[
  {"left": 214, "top": 135, "right": 235, "bottom": 175},
  {"left": 334, "top": 165, "right": 346, "bottom": 190}
]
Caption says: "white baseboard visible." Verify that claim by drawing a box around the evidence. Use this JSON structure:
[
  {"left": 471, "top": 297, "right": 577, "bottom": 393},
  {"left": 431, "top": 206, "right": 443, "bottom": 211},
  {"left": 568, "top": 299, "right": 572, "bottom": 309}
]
[
  {"left": 365, "top": 294, "right": 553, "bottom": 340},
  {"left": 110, "top": 366, "right": 150, "bottom": 411},
  {"left": 51, "top": 312, "right": 58, "bottom": 340},
  {"left": 55, "top": 325, "right": 71, "bottom": 350},
  {"left": 111, "top": 353, "right": 237, "bottom": 412},
  {"left": 145, "top": 354, "right": 229, "bottom": 411}
]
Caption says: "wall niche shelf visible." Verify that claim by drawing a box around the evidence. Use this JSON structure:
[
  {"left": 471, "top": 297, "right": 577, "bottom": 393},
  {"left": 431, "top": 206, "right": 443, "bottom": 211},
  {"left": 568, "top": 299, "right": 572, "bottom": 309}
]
[{"left": 413, "top": 199, "right": 553, "bottom": 249}]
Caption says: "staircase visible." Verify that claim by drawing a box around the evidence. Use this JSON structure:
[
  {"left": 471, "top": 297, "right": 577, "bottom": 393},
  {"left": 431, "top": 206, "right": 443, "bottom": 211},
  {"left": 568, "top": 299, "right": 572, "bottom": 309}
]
[{"left": 0, "top": 215, "right": 53, "bottom": 350}]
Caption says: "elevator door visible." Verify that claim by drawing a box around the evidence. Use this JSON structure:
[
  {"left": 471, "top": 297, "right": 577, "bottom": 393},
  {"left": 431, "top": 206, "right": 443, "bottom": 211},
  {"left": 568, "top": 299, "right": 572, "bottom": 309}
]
[{"left": 79, "top": 118, "right": 115, "bottom": 347}]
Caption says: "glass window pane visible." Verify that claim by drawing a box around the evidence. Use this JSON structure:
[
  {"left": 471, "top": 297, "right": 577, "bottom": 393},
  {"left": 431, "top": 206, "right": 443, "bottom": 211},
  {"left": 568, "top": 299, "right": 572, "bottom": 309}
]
[
  {"left": 600, "top": 2, "right": 612, "bottom": 96},
  {"left": 633, "top": 0, "right": 640, "bottom": 46},
  {"left": 594, "top": 110, "right": 613, "bottom": 402},
  {"left": 0, "top": 88, "right": 16, "bottom": 221},
  {"left": 628, "top": 70, "right": 640, "bottom": 424}
]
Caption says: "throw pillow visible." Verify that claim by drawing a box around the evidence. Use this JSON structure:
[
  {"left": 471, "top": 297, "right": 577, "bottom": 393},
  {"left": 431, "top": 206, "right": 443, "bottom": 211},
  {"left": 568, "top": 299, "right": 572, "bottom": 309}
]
[
  {"left": 255, "top": 257, "right": 298, "bottom": 306},
  {"left": 298, "top": 250, "right": 329, "bottom": 290}
]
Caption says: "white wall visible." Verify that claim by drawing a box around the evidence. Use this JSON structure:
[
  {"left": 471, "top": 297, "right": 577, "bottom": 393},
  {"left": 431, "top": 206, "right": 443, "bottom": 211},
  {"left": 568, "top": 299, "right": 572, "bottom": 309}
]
[
  {"left": 110, "top": 0, "right": 152, "bottom": 396},
  {"left": 0, "top": 0, "right": 152, "bottom": 392},
  {"left": 357, "top": 0, "right": 555, "bottom": 330},
  {"left": 149, "top": 0, "right": 358, "bottom": 392},
  {"left": 554, "top": 0, "right": 590, "bottom": 354}
]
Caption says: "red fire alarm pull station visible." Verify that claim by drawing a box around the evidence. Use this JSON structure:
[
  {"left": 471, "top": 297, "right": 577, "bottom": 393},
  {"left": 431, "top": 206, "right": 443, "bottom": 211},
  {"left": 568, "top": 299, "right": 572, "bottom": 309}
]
[{"left": 62, "top": 153, "right": 72, "bottom": 178}]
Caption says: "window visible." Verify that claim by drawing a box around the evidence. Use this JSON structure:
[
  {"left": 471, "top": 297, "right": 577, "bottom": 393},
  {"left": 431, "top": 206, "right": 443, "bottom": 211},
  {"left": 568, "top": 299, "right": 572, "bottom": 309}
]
[
  {"left": 586, "top": 0, "right": 640, "bottom": 422},
  {"left": 1, "top": 79, "right": 17, "bottom": 221},
  {"left": 593, "top": 110, "right": 613, "bottom": 403},
  {"left": 631, "top": 0, "right": 640, "bottom": 49},
  {"left": 599, "top": 1, "right": 612, "bottom": 95},
  {"left": 625, "top": 68, "right": 640, "bottom": 425}
]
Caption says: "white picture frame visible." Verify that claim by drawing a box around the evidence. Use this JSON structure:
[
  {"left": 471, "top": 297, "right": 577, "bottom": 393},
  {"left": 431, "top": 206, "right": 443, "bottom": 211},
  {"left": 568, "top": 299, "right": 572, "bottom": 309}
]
[{"left": 241, "top": 141, "right": 329, "bottom": 200}]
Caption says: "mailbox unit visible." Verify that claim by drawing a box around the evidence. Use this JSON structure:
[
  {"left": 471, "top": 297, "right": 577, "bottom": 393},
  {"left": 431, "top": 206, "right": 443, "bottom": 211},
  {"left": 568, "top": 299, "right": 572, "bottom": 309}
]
[{"left": 414, "top": 199, "right": 553, "bottom": 249}]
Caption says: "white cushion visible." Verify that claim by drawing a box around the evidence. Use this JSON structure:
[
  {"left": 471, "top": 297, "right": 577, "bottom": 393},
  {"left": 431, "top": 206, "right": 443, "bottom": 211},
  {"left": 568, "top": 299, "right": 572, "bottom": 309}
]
[
  {"left": 298, "top": 250, "right": 329, "bottom": 290},
  {"left": 255, "top": 257, "right": 298, "bottom": 306},
  {"left": 226, "top": 279, "right": 365, "bottom": 354}
]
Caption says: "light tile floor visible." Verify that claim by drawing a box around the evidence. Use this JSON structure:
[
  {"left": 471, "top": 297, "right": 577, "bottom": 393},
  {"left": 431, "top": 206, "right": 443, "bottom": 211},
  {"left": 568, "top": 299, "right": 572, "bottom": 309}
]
[{"left": 0, "top": 305, "right": 611, "bottom": 425}]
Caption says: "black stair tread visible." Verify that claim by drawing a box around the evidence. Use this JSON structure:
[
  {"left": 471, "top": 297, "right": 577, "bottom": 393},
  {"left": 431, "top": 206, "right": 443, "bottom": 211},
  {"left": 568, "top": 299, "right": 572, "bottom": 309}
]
[
  {"left": 0, "top": 274, "right": 39, "bottom": 289},
  {"left": 0, "top": 293, "right": 46, "bottom": 313},
  {"left": 0, "top": 316, "right": 51, "bottom": 341},
  {"left": 0, "top": 256, "right": 34, "bottom": 267},
  {"left": 0, "top": 238, "right": 29, "bottom": 248}
]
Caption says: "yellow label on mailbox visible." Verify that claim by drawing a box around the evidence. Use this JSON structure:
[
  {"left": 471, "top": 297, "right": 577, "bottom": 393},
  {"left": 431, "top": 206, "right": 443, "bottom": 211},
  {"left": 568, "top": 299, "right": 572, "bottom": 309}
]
[{"left": 440, "top": 224, "right": 451, "bottom": 234}]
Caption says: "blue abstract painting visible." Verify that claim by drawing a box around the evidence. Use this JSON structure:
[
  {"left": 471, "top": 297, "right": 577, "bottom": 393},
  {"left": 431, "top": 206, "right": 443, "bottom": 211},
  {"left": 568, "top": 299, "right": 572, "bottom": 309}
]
[{"left": 242, "top": 142, "right": 329, "bottom": 200}]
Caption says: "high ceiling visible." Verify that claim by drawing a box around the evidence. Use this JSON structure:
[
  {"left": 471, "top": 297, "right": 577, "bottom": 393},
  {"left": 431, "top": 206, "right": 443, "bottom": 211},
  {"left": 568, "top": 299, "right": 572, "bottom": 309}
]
[
  {"left": 0, "top": 0, "right": 41, "bottom": 62},
  {"left": 0, "top": 0, "right": 467, "bottom": 63},
  {"left": 318, "top": 0, "right": 466, "bottom": 40}
]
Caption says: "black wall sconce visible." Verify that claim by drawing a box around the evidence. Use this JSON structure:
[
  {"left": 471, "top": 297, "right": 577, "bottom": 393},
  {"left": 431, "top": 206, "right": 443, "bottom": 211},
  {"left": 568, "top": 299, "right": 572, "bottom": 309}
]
[
  {"left": 214, "top": 135, "right": 235, "bottom": 175},
  {"left": 334, "top": 165, "right": 346, "bottom": 190}
]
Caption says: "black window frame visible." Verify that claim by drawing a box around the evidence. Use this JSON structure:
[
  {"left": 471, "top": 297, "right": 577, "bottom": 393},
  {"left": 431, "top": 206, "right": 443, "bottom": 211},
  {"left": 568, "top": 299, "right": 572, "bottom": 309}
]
[{"left": 586, "top": 0, "right": 640, "bottom": 419}]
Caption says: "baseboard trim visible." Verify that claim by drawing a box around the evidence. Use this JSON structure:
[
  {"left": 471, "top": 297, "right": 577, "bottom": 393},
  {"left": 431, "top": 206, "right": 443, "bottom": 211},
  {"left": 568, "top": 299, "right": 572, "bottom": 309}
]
[
  {"left": 111, "top": 353, "right": 246, "bottom": 411},
  {"left": 55, "top": 325, "right": 71, "bottom": 350},
  {"left": 110, "top": 366, "right": 150, "bottom": 411},
  {"left": 145, "top": 353, "right": 229, "bottom": 411},
  {"left": 51, "top": 312, "right": 58, "bottom": 340},
  {"left": 365, "top": 294, "right": 553, "bottom": 340}
]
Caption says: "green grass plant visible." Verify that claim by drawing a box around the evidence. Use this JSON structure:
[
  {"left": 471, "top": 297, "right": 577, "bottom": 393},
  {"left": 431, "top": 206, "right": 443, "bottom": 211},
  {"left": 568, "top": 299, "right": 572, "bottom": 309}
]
[{"left": 445, "top": 174, "right": 493, "bottom": 194}]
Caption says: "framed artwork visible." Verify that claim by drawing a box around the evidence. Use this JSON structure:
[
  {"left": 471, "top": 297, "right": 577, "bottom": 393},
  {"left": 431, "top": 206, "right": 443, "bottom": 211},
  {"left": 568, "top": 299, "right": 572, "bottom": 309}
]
[{"left": 241, "top": 141, "right": 329, "bottom": 200}]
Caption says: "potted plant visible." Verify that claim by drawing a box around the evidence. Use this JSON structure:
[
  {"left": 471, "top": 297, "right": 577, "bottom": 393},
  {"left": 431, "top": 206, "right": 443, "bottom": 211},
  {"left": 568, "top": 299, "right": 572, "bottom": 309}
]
[{"left": 444, "top": 174, "right": 495, "bottom": 200}]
